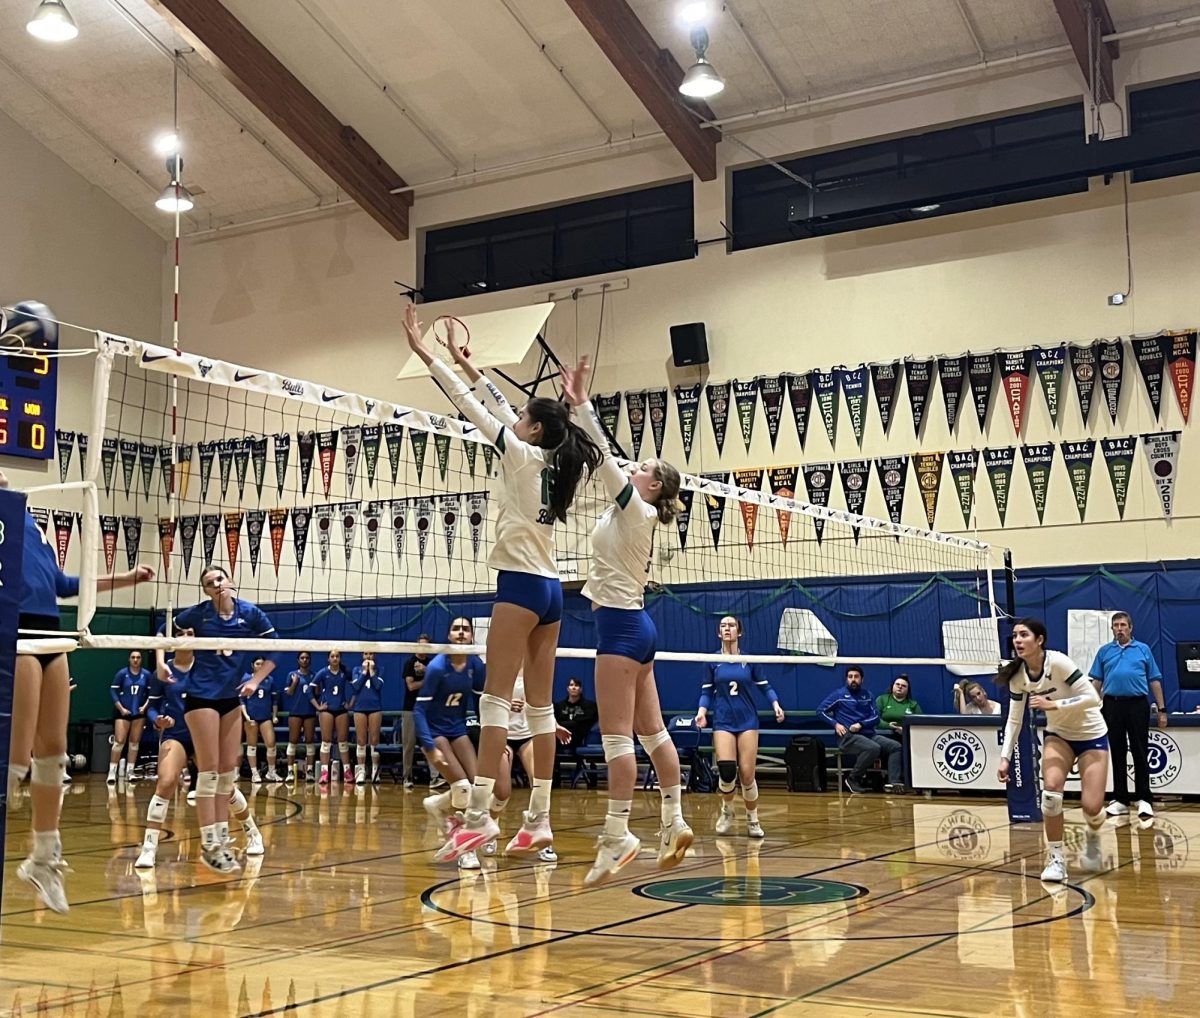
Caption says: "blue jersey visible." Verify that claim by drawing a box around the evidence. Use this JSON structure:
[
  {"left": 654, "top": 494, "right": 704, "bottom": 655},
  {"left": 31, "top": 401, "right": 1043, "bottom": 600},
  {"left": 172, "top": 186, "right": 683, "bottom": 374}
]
[
  {"left": 110, "top": 667, "right": 151, "bottom": 714},
  {"left": 19, "top": 511, "right": 79, "bottom": 618},
  {"left": 312, "top": 666, "right": 353, "bottom": 711},
  {"left": 241, "top": 673, "right": 278, "bottom": 723},
  {"left": 169, "top": 598, "right": 277, "bottom": 700},
  {"left": 146, "top": 661, "right": 192, "bottom": 743},
  {"left": 699, "top": 660, "right": 780, "bottom": 732},
  {"left": 414, "top": 654, "right": 486, "bottom": 749},
  {"left": 351, "top": 665, "right": 384, "bottom": 713},
  {"left": 282, "top": 669, "right": 316, "bottom": 716}
]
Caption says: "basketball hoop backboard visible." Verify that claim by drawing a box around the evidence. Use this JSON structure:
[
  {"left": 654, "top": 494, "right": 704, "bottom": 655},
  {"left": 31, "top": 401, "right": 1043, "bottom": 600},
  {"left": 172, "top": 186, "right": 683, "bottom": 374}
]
[{"left": 395, "top": 302, "right": 556, "bottom": 380}]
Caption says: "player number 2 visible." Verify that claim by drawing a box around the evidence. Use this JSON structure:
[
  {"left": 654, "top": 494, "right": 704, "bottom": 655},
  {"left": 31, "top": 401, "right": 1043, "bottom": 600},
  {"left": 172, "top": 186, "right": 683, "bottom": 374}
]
[
  {"left": 445, "top": 692, "right": 462, "bottom": 707},
  {"left": 729, "top": 681, "right": 739, "bottom": 696}
]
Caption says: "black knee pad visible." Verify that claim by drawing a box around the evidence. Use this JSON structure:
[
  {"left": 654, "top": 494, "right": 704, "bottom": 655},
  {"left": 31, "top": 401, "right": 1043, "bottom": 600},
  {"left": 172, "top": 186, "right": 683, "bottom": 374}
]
[{"left": 717, "top": 759, "right": 738, "bottom": 785}]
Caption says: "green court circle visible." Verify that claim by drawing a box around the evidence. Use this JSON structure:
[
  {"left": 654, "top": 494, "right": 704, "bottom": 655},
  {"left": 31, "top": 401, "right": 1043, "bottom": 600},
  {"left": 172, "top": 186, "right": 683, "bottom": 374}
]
[{"left": 632, "top": 876, "right": 868, "bottom": 907}]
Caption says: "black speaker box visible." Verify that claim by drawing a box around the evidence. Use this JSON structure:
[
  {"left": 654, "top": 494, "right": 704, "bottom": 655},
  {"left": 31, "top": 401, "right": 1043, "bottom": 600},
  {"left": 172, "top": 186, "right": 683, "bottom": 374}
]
[{"left": 669, "top": 322, "right": 709, "bottom": 367}]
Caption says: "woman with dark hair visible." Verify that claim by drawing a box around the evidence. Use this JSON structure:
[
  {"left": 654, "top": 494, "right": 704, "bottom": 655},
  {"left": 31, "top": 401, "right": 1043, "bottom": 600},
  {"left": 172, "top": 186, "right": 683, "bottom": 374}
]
[
  {"left": 351, "top": 651, "right": 385, "bottom": 784},
  {"left": 158, "top": 564, "right": 277, "bottom": 875},
  {"left": 311, "top": 649, "right": 354, "bottom": 786},
  {"left": 403, "top": 305, "right": 601, "bottom": 862},
  {"left": 560, "top": 355, "right": 694, "bottom": 884},
  {"left": 996, "top": 618, "right": 1108, "bottom": 882},
  {"left": 876, "top": 675, "right": 922, "bottom": 734},
  {"left": 283, "top": 650, "right": 317, "bottom": 781},
  {"left": 240, "top": 656, "right": 279, "bottom": 782},
  {"left": 696, "top": 615, "right": 785, "bottom": 838},
  {"left": 107, "top": 650, "right": 151, "bottom": 784}
]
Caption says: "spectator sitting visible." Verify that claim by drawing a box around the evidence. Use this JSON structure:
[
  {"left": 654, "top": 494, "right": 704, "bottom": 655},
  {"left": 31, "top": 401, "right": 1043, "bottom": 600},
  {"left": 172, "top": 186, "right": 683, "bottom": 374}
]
[
  {"left": 876, "top": 675, "right": 922, "bottom": 737},
  {"left": 818, "top": 666, "right": 904, "bottom": 795},
  {"left": 955, "top": 680, "right": 1001, "bottom": 715},
  {"left": 554, "top": 677, "right": 599, "bottom": 789}
]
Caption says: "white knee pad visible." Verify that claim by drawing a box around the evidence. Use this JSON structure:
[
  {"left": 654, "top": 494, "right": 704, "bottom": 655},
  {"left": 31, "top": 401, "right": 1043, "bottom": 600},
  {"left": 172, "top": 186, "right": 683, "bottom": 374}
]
[
  {"left": 229, "top": 787, "right": 248, "bottom": 812},
  {"left": 30, "top": 754, "right": 68, "bottom": 788},
  {"left": 320, "top": 741, "right": 332, "bottom": 755},
  {"left": 147, "top": 795, "right": 170, "bottom": 824},
  {"left": 196, "top": 771, "right": 219, "bottom": 798},
  {"left": 741, "top": 781, "right": 759, "bottom": 802},
  {"left": 286, "top": 742, "right": 296, "bottom": 758},
  {"left": 478, "top": 693, "right": 512, "bottom": 728},
  {"left": 1041, "top": 789, "right": 1064, "bottom": 816},
  {"left": 216, "top": 770, "right": 237, "bottom": 796},
  {"left": 490, "top": 795, "right": 510, "bottom": 814},
  {"left": 338, "top": 741, "right": 350, "bottom": 755},
  {"left": 637, "top": 729, "right": 672, "bottom": 755},
  {"left": 1083, "top": 809, "right": 1105, "bottom": 831},
  {"left": 602, "top": 734, "right": 636, "bottom": 762},
  {"left": 112, "top": 741, "right": 126, "bottom": 755},
  {"left": 525, "top": 703, "right": 556, "bottom": 737}
]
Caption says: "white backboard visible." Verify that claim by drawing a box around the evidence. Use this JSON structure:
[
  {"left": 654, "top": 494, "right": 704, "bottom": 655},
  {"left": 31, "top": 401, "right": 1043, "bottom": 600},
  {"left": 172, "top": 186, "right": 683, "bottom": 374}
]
[{"left": 396, "top": 302, "right": 556, "bottom": 380}]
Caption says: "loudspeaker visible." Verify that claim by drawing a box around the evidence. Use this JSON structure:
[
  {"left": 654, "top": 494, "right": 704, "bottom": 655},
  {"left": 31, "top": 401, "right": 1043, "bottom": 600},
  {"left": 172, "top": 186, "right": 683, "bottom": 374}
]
[{"left": 670, "top": 322, "right": 709, "bottom": 367}]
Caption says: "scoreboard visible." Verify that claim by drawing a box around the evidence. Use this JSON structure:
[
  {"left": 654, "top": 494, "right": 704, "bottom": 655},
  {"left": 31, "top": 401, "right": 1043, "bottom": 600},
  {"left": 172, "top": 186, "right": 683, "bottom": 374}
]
[{"left": 0, "top": 347, "right": 57, "bottom": 460}]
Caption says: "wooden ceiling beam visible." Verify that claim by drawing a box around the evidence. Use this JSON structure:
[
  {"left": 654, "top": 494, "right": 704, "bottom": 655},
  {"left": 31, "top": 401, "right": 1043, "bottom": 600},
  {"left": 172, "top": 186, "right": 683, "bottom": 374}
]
[
  {"left": 563, "top": 0, "right": 720, "bottom": 181},
  {"left": 149, "top": 0, "right": 411, "bottom": 239},
  {"left": 1052, "top": 0, "right": 1119, "bottom": 103}
]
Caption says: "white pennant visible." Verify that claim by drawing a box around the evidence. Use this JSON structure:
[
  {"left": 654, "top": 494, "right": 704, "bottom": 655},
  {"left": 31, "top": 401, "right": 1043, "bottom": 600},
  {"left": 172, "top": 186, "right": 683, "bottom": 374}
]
[
  {"left": 391, "top": 499, "right": 408, "bottom": 564},
  {"left": 339, "top": 501, "right": 360, "bottom": 567},
  {"left": 342, "top": 425, "right": 362, "bottom": 495},
  {"left": 438, "top": 493, "right": 461, "bottom": 560},
  {"left": 468, "top": 492, "right": 488, "bottom": 560},
  {"left": 414, "top": 497, "right": 433, "bottom": 562},
  {"left": 314, "top": 504, "right": 333, "bottom": 567},
  {"left": 1142, "top": 430, "right": 1181, "bottom": 521}
]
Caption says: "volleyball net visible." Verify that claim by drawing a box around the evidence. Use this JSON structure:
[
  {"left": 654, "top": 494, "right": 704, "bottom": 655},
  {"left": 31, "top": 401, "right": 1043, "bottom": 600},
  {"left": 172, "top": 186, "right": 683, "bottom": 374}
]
[{"left": 28, "top": 328, "right": 1006, "bottom": 676}]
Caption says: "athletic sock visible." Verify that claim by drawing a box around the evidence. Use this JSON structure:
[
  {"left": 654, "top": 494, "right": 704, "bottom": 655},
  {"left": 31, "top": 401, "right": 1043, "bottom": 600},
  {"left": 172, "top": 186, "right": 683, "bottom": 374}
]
[{"left": 603, "top": 800, "right": 632, "bottom": 838}]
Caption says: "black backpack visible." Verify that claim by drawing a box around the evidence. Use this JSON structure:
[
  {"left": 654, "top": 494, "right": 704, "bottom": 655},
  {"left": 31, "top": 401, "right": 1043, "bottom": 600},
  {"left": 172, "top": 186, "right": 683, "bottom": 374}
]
[{"left": 785, "top": 735, "right": 828, "bottom": 792}]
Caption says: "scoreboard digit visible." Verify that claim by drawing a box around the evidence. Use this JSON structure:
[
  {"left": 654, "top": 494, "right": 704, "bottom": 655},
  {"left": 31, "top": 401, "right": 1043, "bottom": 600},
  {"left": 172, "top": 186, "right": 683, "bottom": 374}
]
[{"left": 0, "top": 347, "right": 57, "bottom": 460}]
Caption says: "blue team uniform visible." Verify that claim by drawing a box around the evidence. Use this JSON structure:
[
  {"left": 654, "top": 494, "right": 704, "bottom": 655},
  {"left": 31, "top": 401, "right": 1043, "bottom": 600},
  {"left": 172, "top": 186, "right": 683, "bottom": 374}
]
[
  {"left": 699, "top": 661, "right": 780, "bottom": 734},
  {"left": 414, "top": 654, "right": 486, "bottom": 749},
  {"left": 241, "top": 673, "right": 278, "bottom": 723},
  {"left": 19, "top": 511, "right": 79, "bottom": 620},
  {"left": 110, "top": 667, "right": 151, "bottom": 717},
  {"left": 283, "top": 669, "right": 316, "bottom": 717},
  {"left": 169, "top": 598, "right": 277, "bottom": 701},
  {"left": 146, "top": 661, "right": 192, "bottom": 745},
  {"left": 312, "top": 666, "right": 353, "bottom": 713},
  {"left": 351, "top": 665, "right": 384, "bottom": 713}
]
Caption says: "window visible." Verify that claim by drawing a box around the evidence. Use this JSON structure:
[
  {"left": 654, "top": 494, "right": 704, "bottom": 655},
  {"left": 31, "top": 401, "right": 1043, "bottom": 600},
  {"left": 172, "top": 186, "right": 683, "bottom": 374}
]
[
  {"left": 422, "top": 181, "right": 694, "bottom": 301},
  {"left": 1129, "top": 77, "right": 1200, "bottom": 183}
]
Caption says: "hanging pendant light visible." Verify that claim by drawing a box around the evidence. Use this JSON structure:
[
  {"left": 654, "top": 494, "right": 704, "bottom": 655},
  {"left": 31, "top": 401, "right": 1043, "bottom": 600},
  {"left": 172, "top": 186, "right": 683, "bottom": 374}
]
[
  {"left": 27, "top": 0, "right": 79, "bottom": 42},
  {"left": 679, "top": 26, "right": 724, "bottom": 98}
]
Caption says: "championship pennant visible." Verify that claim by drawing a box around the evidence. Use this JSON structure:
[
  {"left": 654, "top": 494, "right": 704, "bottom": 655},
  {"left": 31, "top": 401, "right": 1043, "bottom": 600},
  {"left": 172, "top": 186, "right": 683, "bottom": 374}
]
[
  {"left": 673, "top": 383, "right": 701, "bottom": 461},
  {"left": 1142, "top": 431, "right": 1181, "bottom": 521},
  {"left": 1100, "top": 437, "right": 1136, "bottom": 519},
  {"left": 732, "top": 468, "right": 762, "bottom": 548},
  {"left": 768, "top": 465, "right": 797, "bottom": 544},
  {"left": 905, "top": 358, "right": 934, "bottom": 438},
  {"left": 999, "top": 350, "right": 1033, "bottom": 435},
  {"left": 947, "top": 450, "right": 978, "bottom": 528},
  {"left": 839, "top": 366, "right": 868, "bottom": 447},
  {"left": 869, "top": 362, "right": 900, "bottom": 436},
  {"left": 699, "top": 472, "right": 728, "bottom": 548},
  {"left": 801, "top": 463, "right": 833, "bottom": 544},
  {"left": 913, "top": 453, "right": 944, "bottom": 529},
  {"left": 732, "top": 379, "right": 758, "bottom": 453},
  {"left": 1061, "top": 440, "right": 1096, "bottom": 522},
  {"left": 937, "top": 356, "right": 966, "bottom": 433},
  {"left": 983, "top": 447, "right": 1016, "bottom": 526}
]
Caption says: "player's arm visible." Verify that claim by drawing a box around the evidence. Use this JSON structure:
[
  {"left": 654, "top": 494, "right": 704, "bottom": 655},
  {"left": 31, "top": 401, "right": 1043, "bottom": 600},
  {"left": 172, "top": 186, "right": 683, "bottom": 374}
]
[
  {"left": 696, "top": 666, "right": 714, "bottom": 726},
  {"left": 413, "top": 665, "right": 440, "bottom": 750},
  {"left": 752, "top": 665, "right": 785, "bottom": 721},
  {"left": 998, "top": 685, "right": 1028, "bottom": 763},
  {"left": 478, "top": 372, "right": 520, "bottom": 427}
]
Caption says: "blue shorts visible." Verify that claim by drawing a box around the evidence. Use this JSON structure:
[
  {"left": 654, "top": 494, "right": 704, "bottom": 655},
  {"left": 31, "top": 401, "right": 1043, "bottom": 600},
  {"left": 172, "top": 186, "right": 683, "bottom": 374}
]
[
  {"left": 496, "top": 570, "right": 562, "bottom": 625},
  {"left": 713, "top": 721, "right": 759, "bottom": 735},
  {"left": 1047, "top": 733, "right": 1109, "bottom": 757},
  {"left": 162, "top": 734, "right": 193, "bottom": 756},
  {"left": 594, "top": 607, "right": 656, "bottom": 664},
  {"left": 428, "top": 721, "right": 468, "bottom": 745}
]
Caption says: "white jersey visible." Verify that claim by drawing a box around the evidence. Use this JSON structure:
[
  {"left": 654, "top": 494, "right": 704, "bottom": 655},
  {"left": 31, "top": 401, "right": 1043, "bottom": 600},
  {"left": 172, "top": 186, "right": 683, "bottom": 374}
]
[
  {"left": 999, "top": 648, "right": 1106, "bottom": 760},
  {"left": 576, "top": 400, "right": 658, "bottom": 610},
  {"left": 430, "top": 360, "right": 558, "bottom": 579},
  {"left": 507, "top": 674, "right": 531, "bottom": 741}
]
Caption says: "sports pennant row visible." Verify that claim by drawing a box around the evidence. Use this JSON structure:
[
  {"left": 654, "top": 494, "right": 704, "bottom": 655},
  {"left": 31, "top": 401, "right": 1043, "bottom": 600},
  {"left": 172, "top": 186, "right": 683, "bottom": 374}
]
[
  {"left": 732, "top": 468, "right": 762, "bottom": 548},
  {"left": 758, "top": 375, "right": 785, "bottom": 450},
  {"left": 905, "top": 358, "right": 934, "bottom": 438},
  {"left": 673, "top": 383, "right": 701, "bottom": 461},
  {"left": 732, "top": 379, "right": 759, "bottom": 453},
  {"left": 869, "top": 362, "right": 900, "bottom": 436},
  {"left": 999, "top": 350, "right": 1033, "bottom": 435},
  {"left": 937, "top": 356, "right": 966, "bottom": 434},
  {"left": 839, "top": 366, "right": 868, "bottom": 448}
]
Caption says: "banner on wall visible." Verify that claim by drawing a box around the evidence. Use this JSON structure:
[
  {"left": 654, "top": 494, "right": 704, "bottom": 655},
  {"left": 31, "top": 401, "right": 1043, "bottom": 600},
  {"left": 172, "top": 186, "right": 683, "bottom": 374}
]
[
  {"left": 339, "top": 502, "right": 360, "bottom": 566},
  {"left": 674, "top": 383, "right": 701, "bottom": 461},
  {"left": 383, "top": 423, "right": 403, "bottom": 484},
  {"left": 268, "top": 508, "right": 288, "bottom": 576},
  {"left": 140, "top": 442, "right": 159, "bottom": 500},
  {"left": 947, "top": 450, "right": 978, "bottom": 528},
  {"left": 675, "top": 488, "right": 695, "bottom": 550},
  {"left": 732, "top": 468, "right": 762, "bottom": 548},
  {"left": 1100, "top": 436, "right": 1136, "bottom": 520},
  {"left": 905, "top": 358, "right": 934, "bottom": 438},
  {"left": 812, "top": 371, "right": 840, "bottom": 445},
  {"left": 1131, "top": 335, "right": 1166, "bottom": 421},
  {"left": 732, "top": 379, "right": 759, "bottom": 453},
  {"left": 1098, "top": 340, "right": 1124, "bottom": 425},
  {"left": 999, "top": 350, "right": 1033, "bottom": 435},
  {"left": 468, "top": 492, "right": 488, "bottom": 560},
  {"left": 317, "top": 431, "right": 339, "bottom": 497},
  {"left": 77, "top": 434, "right": 88, "bottom": 481},
  {"left": 224, "top": 511, "right": 244, "bottom": 573},
  {"left": 157, "top": 516, "right": 176, "bottom": 577},
  {"left": 363, "top": 501, "right": 381, "bottom": 565},
  {"left": 390, "top": 500, "right": 407, "bottom": 564},
  {"left": 968, "top": 354, "right": 996, "bottom": 431},
  {"left": 362, "top": 425, "right": 381, "bottom": 487},
  {"left": 758, "top": 375, "right": 785, "bottom": 450},
  {"left": 869, "top": 361, "right": 900, "bottom": 435},
  {"left": 803, "top": 462, "right": 833, "bottom": 544},
  {"left": 1061, "top": 440, "right": 1096, "bottom": 522},
  {"left": 298, "top": 431, "right": 316, "bottom": 496},
  {"left": 648, "top": 388, "right": 669, "bottom": 457},
  {"left": 1069, "top": 343, "right": 1098, "bottom": 424},
  {"left": 937, "top": 355, "right": 966, "bottom": 433},
  {"left": 460, "top": 416, "right": 478, "bottom": 478},
  {"left": 52, "top": 509, "right": 73, "bottom": 569},
  {"left": 433, "top": 431, "right": 451, "bottom": 482},
  {"left": 594, "top": 393, "right": 622, "bottom": 455},
  {"left": 101, "top": 515, "right": 120, "bottom": 573},
  {"left": 438, "top": 493, "right": 460, "bottom": 560},
  {"left": 55, "top": 430, "right": 74, "bottom": 484},
  {"left": 914, "top": 452, "right": 944, "bottom": 529},
  {"left": 246, "top": 509, "right": 265, "bottom": 575},
  {"left": 626, "top": 390, "right": 648, "bottom": 459},
  {"left": 101, "top": 437, "right": 117, "bottom": 495},
  {"left": 705, "top": 382, "right": 730, "bottom": 456},
  {"left": 838, "top": 459, "right": 871, "bottom": 542},
  {"left": 1021, "top": 443, "right": 1055, "bottom": 525},
  {"left": 1142, "top": 430, "right": 1181, "bottom": 521},
  {"left": 408, "top": 429, "right": 427, "bottom": 483},
  {"left": 414, "top": 497, "right": 433, "bottom": 562},
  {"left": 343, "top": 425, "right": 363, "bottom": 493},
  {"left": 768, "top": 465, "right": 797, "bottom": 544},
  {"left": 1167, "top": 331, "right": 1196, "bottom": 424},
  {"left": 121, "top": 515, "right": 142, "bottom": 571},
  {"left": 839, "top": 365, "right": 869, "bottom": 447},
  {"left": 121, "top": 440, "right": 139, "bottom": 499},
  {"left": 201, "top": 512, "right": 220, "bottom": 567},
  {"left": 234, "top": 438, "right": 252, "bottom": 499},
  {"left": 983, "top": 447, "right": 1016, "bottom": 527},
  {"left": 786, "top": 372, "right": 814, "bottom": 450},
  {"left": 314, "top": 504, "right": 333, "bottom": 567},
  {"left": 1034, "top": 346, "right": 1065, "bottom": 429},
  {"left": 874, "top": 455, "right": 909, "bottom": 528},
  {"left": 700, "top": 471, "right": 728, "bottom": 548},
  {"left": 291, "top": 506, "right": 311, "bottom": 572}
]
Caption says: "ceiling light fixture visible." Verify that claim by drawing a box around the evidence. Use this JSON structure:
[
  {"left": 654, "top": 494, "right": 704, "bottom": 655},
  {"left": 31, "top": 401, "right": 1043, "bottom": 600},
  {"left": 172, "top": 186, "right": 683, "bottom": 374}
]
[
  {"left": 679, "top": 1, "right": 710, "bottom": 25},
  {"left": 679, "top": 27, "right": 725, "bottom": 98},
  {"left": 154, "top": 132, "right": 181, "bottom": 157},
  {"left": 26, "top": 0, "right": 78, "bottom": 42},
  {"left": 156, "top": 56, "right": 195, "bottom": 215}
]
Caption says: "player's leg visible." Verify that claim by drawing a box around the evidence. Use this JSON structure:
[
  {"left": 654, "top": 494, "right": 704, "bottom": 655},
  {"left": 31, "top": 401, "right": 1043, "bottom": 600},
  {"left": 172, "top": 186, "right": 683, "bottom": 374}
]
[
  {"left": 369, "top": 711, "right": 383, "bottom": 783},
  {"left": 8, "top": 655, "right": 40, "bottom": 796},
  {"left": 1102, "top": 697, "right": 1130, "bottom": 813},
  {"left": 713, "top": 729, "right": 739, "bottom": 834},
  {"left": 137, "top": 739, "right": 186, "bottom": 868},
  {"left": 481, "top": 745, "right": 514, "bottom": 864},
  {"left": 213, "top": 705, "right": 244, "bottom": 868},
  {"left": 228, "top": 765, "right": 266, "bottom": 858},
  {"left": 318, "top": 711, "right": 333, "bottom": 785},
  {"left": 515, "top": 740, "right": 556, "bottom": 863},
  {"left": 633, "top": 663, "right": 691, "bottom": 867},
  {"left": 353, "top": 711, "right": 369, "bottom": 785},
  {"left": 1077, "top": 746, "right": 1110, "bottom": 872},
  {"left": 423, "top": 734, "right": 475, "bottom": 835},
  {"left": 287, "top": 715, "right": 301, "bottom": 781},
  {"left": 126, "top": 716, "right": 144, "bottom": 780},
  {"left": 1039, "top": 736, "right": 1073, "bottom": 881},
  {"left": 735, "top": 729, "right": 765, "bottom": 838},
  {"left": 245, "top": 718, "right": 261, "bottom": 783},
  {"left": 401, "top": 710, "right": 416, "bottom": 787},
  {"left": 303, "top": 716, "right": 317, "bottom": 779},
  {"left": 261, "top": 716, "right": 278, "bottom": 781},
  {"left": 109, "top": 715, "right": 129, "bottom": 783},
  {"left": 335, "top": 711, "right": 352, "bottom": 781}
]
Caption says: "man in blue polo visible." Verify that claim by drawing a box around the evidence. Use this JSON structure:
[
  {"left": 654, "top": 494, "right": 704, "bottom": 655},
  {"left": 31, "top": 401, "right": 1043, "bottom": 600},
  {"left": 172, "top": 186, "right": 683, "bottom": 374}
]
[
  {"left": 1089, "top": 612, "right": 1166, "bottom": 820},
  {"left": 818, "top": 666, "right": 901, "bottom": 794}
]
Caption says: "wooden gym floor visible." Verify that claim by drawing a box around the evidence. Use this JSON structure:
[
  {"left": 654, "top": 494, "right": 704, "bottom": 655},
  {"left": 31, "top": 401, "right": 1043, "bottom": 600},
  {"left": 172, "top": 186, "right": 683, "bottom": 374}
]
[{"left": 1, "top": 778, "right": 1196, "bottom": 1017}]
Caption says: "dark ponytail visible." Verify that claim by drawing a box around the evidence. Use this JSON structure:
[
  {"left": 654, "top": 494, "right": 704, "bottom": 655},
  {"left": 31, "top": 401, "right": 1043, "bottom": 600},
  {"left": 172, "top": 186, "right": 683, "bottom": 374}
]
[{"left": 526, "top": 396, "right": 602, "bottom": 522}]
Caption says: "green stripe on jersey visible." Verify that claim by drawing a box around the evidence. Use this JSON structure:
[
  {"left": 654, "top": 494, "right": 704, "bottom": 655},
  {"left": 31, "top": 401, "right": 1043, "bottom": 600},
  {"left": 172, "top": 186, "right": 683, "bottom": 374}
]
[{"left": 615, "top": 482, "right": 633, "bottom": 509}]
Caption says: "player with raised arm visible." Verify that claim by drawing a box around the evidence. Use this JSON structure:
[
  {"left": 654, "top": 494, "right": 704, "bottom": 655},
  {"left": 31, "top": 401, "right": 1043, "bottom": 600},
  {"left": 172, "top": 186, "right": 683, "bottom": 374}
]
[
  {"left": 351, "top": 652, "right": 385, "bottom": 784},
  {"left": 283, "top": 651, "right": 317, "bottom": 781},
  {"left": 696, "top": 616, "right": 785, "bottom": 838},
  {"left": 402, "top": 305, "right": 601, "bottom": 861},
  {"left": 997, "top": 618, "right": 1108, "bottom": 882},
  {"left": 560, "top": 356, "right": 694, "bottom": 884}
]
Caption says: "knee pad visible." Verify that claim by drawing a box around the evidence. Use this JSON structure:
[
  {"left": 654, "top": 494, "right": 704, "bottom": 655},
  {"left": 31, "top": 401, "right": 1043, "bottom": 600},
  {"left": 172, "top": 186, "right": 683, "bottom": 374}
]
[
  {"left": 601, "top": 734, "right": 636, "bottom": 762},
  {"left": 1083, "top": 809, "right": 1105, "bottom": 831},
  {"left": 196, "top": 771, "right": 219, "bottom": 798},
  {"left": 717, "top": 759, "right": 737, "bottom": 793},
  {"left": 490, "top": 795, "right": 509, "bottom": 814},
  {"left": 478, "top": 693, "right": 512, "bottom": 728},
  {"left": 525, "top": 703, "right": 556, "bottom": 737},
  {"left": 30, "top": 754, "right": 68, "bottom": 788},
  {"left": 1041, "top": 789, "right": 1064, "bottom": 816},
  {"left": 338, "top": 742, "right": 350, "bottom": 755},
  {"left": 286, "top": 742, "right": 296, "bottom": 757},
  {"left": 741, "top": 781, "right": 759, "bottom": 802},
  {"left": 229, "top": 787, "right": 248, "bottom": 812},
  {"left": 112, "top": 741, "right": 126, "bottom": 755},
  {"left": 320, "top": 742, "right": 332, "bottom": 755},
  {"left": 637, "top": 729, "right": 672, "bottom": 755},
  {"left": 147, "top": 795, "right": 170, "bottom": 824},
  {"left": 216, "top": 770, "right": 237, "bottom": 796}
]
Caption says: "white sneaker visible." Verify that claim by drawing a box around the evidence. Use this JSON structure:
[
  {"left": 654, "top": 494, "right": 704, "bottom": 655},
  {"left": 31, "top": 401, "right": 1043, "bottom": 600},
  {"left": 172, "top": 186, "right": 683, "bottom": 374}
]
[
  {"left": 537, "top": 846, "right": 558, "bottom": 863},
  {"left": 265, "top": 770, "right": 281, "bottom": 783},
  {"left": 715, "top": 807, "right": 735, "bottom": 836},
  {"left": 17, "top": 857, "right": 69, "bottom": 913},
  {"left": 482, "top": 839, "right": 497, "bottom": 857},
  {"left": 245, "top": 829, "right": 265, "bottom": 857},
  {"left": 355, "top": 765, "right": 366, "bottom": 786},
  {"left": 201, "top": 846, "right": 240, "bottom": 875},
  {"left": 584, "top": 831, "right": 641, "bottom": 887},
  {"left": 186, "top": 790, "right": 197, "bottom": 806},
  {"left": 657, "top": 818, "right": 694, "bottom": 869},
  {"left": 1079, "top": 844, "right": 1103, "bottom": 873},
  {"left": 251, "top": 769, "right": 262, "bottom": 784},
  {"left": 458, "top": 850, "right": 481, "bottom": 871},
  {"left": 423, "top": 793, "right": 451, "bottom": 830},
  {"left": 106, "top": 768, "right": 117, "bottom": 786},
  {"left": 1105, "top": 801, "right": 1129, "bottom": 816},
  {"left": 505, "top": 810, "right": 553, "bottom": 856},
  {"left": 747, "top": 818, "right": 765, "bottom": 839},
  {"left": 1040, "top": 856, "right": 1068, "bottom": 883},
  {"left": 1136, "top": 800, "right": 1155, "bottom": 819},
  {"left": 371, "top": 767, "right": 381, "bottom": 784},
  {"left": 135, "top": 845, "right": 157, "bottom": 869}
]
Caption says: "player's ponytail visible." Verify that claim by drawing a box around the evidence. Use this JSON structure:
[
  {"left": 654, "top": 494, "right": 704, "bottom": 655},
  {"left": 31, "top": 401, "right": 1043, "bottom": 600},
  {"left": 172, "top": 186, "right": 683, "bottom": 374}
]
[
  {"left": 651, "top": 460, "right": 682, "bottom": 525},
  {"left": 526, "top": 397, "right": 602, "bottom": 523}
]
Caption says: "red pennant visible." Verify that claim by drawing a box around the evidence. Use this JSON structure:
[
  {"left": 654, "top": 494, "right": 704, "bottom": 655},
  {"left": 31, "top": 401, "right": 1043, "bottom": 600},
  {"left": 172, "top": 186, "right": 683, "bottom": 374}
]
[
  {"left": 768, "top": 466, "right": 797, "bottom": 545},
  {"left": 317, "top": 431, "right": 338, "bottom": 497},
  {"left": 224, "top": 512, "right": 244, "bottom": 575},
  {"left": 1167, "top": 331, "right": 1196, "bottom": 424},
  {"left": 101, "top": 516, "right": 119, "bottom": 573},
  {"left": 732, "top": 468, "right": 762, "bottom": 549},
  {"left": 52, "top": 510, "right": 73, "bottom": 570},
  {"left": 269, "top": 509, "right": 288, "bottom": 577},
  {"left": 999, "top": 351, "right": 1033, "bottom": 435},
  {"left": 157, "top": 517, "right": 177, "bottom": 578}
]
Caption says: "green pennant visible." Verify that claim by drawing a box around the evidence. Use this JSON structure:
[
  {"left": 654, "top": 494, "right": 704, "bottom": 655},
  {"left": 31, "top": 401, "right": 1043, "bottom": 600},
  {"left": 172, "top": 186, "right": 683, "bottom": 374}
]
[{"left": 1060, "top": 439, "right": 1095, "bottom": 522}]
